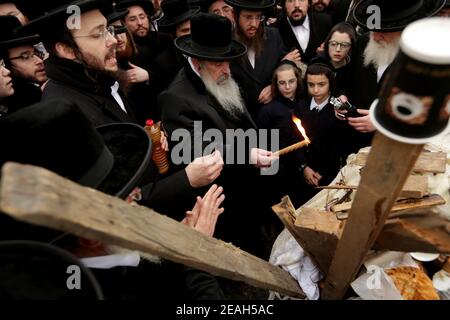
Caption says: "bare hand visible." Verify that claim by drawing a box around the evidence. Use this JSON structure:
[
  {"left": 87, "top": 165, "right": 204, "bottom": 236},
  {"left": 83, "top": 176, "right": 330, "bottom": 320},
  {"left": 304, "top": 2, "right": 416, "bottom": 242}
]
[
  {"left": 159, "top": 126, "right": 169, "bottom": 152},
  {"left": 316, "top": 42, "right": 325, "bottom": 54},
  {"left": 181, "top": 185, "right": 225, "bottom": 237},
  {"left": 303, "top": 166, "right": 322, "bottom": 187},
  {"left": 185, "top": 150, "right": 224, "bottom": 188},
  {"left": 334, "top": 95, "right": 349, "bottom": 121},
  {"left": 282, "top": 49, "right": 301, "bottom": 63},
  {"left": 251, "top": 148, "right": 276, "bottom": 168},
  {"left": 347, "top": 109, "right": 376, "bottom": 133},
  {"left": 258, "top": 85, "right": 273, "bottom": 104},
  {"left": 126, "top": 62, "right": 149, "bottom": 83}
]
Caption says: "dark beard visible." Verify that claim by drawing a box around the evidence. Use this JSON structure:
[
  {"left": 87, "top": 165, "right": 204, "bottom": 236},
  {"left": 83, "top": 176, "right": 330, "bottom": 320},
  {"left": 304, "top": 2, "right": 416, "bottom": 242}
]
[
  {"left": 288, "top": 15, "right": 306, "bottom": 26},
  {"left": 235, "top": 25, "right": 264, "bottom": 57}
]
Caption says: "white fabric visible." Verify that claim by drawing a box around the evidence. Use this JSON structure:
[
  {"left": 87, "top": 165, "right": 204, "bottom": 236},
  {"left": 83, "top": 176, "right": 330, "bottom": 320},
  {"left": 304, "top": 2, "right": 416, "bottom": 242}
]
[
  {"left": 248, "top": 48, "right": 256, "bottom": 69},
  {"left": 110, "top": 81, "right": 127, "bottom": 113},
  {"left": 81, "top": 251, "right": 140, "bottom": 269},
  {"left": 377, "top": 64, "right": 389, "bottom": 83},
  {"left": 288, "top": 15, "right": 310, "bottom": 52},
  {"left": 310, "top": 96, "right": 330, "bottom": 111}
]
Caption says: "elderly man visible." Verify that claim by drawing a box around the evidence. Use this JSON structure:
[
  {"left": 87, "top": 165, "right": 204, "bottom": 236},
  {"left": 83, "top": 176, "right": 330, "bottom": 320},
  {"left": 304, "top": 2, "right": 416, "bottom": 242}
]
[
  {"left": 0, "top": 16, "right": 46, "bottom": 112},
  {"left": 160, "top": 13, "right": 281, "bottom": 257},
  {"left": 202, "top": 0, "right": 235, "bottom": 23},
  {"left": 339, "top": 0, "right": 446, "bottom": 157}
]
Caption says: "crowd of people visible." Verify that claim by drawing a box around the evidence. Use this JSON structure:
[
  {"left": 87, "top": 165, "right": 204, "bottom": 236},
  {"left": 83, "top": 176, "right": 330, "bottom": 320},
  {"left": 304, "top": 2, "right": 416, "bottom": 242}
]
[{"left": 0, "top": 0, "right": 449, "bottom": 299}]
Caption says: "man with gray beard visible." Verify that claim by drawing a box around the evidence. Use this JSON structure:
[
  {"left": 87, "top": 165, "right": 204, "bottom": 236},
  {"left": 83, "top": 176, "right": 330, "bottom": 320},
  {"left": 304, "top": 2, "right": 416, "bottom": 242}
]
[
  {"left": 160, "top": 13, "right": 282, "bottom": 258},
  {"left": 338, "top": 0, "right": 445, "bottom": 157}
]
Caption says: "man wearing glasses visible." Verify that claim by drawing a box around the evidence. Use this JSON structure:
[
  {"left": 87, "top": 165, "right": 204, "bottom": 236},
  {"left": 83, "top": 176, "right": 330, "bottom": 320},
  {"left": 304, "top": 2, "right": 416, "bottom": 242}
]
[
  {"left": 0, "top": 15, "right": 46, "bottom": 113},
  {"left": 203, "top": 0, "right": 235, "bottom": 24},
  {"left": 17, "top": 0, "right": 139, "bottom": 126}
]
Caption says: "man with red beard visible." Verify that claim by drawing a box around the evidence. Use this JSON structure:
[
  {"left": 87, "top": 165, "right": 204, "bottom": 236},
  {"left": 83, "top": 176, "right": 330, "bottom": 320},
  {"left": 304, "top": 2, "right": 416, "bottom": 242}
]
[
  {"left": 225, "top": 0, "right": 299, "bottom": 120},
  {"left": 0, "top": 15, "right": 46, "bottom": 113},
  {"left": 339, "top": 0, "right": 446, "bottom": 158},
  {"left": 16, "top": 0, "right": 139, "bottom": 126},
  {"left": 274, "top": 0, "right": 332, "bottom": 64}
]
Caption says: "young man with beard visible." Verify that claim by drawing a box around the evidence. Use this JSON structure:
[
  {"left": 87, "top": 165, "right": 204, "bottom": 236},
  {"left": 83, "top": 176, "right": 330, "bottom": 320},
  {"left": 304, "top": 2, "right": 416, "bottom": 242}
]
[
  {"left": 339, "top": 0, "right": 446, "bottom": 157},
  {"left": 160, "top": 13, "right": 282, "bottom": 258},
  {"left": 0, "top": 15, "right": 46, "bottom": 113},
  {"left": 17, "top": 0, "right": 139, "bottom": 126},
  {"left": 275, "top": 0, "right": 333, "bottom": 64},
  {"left": 225, "top": 0, "right": 299, "bottom": 120}
]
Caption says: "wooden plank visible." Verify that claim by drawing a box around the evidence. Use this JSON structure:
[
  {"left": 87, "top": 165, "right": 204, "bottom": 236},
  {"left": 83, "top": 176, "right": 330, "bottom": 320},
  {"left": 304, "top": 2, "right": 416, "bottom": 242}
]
[
  {"left": 0, "top": 163, "right": 305, "bottom": 299},
  {"left": 331, "top": 194, "right": 445, "bottom": 216},
  {"left": 321, "top": 132, "right": 424, "bottom": 300},
  {"left": 355, "top": 150, "right": 447, "bottom": 174},
  {"left": 319, "top": 174, "right": 429, "bottom": 199}
]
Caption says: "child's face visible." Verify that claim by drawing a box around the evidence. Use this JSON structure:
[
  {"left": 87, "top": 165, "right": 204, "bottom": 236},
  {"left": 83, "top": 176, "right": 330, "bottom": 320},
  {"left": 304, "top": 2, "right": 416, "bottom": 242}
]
[
  {"left": 277, "top": 69, "right": 297, "bottom": 100},
  {"left": 328, "top": 31, "right": 351, "bottom": 64},
  {"left": 307, "top": 74, "right": 329, "bottom": 103}
]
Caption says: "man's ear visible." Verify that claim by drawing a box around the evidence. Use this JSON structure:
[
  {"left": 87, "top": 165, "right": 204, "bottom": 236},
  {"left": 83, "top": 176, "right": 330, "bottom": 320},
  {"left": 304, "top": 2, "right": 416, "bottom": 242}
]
[
  {"left": 191, "top": 58, "right": 202, "bottom": 72},
  {"left": 54, "top": 42, "right": 76, "bottom": 60}
]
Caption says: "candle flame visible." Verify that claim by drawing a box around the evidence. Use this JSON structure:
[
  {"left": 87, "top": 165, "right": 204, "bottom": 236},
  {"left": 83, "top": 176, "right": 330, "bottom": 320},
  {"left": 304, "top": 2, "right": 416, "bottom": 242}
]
[{"left": 292, "top": 116, "right": 310, "bottom": 143}]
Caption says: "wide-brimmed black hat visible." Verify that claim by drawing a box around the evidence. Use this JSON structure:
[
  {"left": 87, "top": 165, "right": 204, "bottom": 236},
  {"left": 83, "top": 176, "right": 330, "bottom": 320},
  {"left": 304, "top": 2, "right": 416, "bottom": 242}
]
[
  {"left": 16, "top": 0, "right": 108, "bottom": 37},
  {"left": 224, "top": 0, "right": 276, "bottom": 10},
  {"left": 159, "top": 0, "right": 200, "bottom": 28},
  {"left": 0, "top": 98, "right": 152, "bottom": 199},
  {"left": 115, "top": 0, "right": 154, "bottom": 15},
  {"left": 353, "top": 0, "right": 446, "bottom": 32},
  {"left": 0, "top": 15, "right": 40, "bottom": 49},
  {"left": 0, "top": 240, "right": 104, "bottom": 300},
  {"left": 175, "top": 12, "right": 246, "bottom": 60}
]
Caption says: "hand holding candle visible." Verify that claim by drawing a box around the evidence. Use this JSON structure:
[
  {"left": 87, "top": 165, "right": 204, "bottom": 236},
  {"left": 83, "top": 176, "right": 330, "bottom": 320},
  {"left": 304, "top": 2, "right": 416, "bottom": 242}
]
[{"left": 273, "top": 116, "right": 311, "bottom": 157}]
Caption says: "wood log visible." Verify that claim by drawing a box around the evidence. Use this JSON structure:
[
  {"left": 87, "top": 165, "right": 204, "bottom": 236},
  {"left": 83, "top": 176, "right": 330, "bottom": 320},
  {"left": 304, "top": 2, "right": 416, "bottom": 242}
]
[
  {"left": 331, "top": 194, "right": 446, "bottom": 217},
  {"left": 355, "top": 150, "right": 447, "bottom": 174},
  {"left": 0, "top": 163, "right": 305, "bottom": 299},
  {"left": 321, "top": 132, "right": 424, "bottom": 300},
  {"left": 318, "top": 174, "right": 429, "bottom": 199}
]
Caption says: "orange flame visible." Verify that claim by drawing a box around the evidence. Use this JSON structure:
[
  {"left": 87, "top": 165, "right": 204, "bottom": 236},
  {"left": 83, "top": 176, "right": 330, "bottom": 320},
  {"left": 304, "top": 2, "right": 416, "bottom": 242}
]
[{"left": 292, "top": 115, "right": 311, "bottom": 143}]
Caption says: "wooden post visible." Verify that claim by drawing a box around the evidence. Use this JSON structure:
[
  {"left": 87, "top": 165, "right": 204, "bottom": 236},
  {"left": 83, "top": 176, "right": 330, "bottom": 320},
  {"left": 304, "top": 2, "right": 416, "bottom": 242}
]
[
  {"left": 321, "top": 132, "right": 424, "bottom": 300},
  {"left": 0, "top": 162, "right": 305, "bottom": 299}
]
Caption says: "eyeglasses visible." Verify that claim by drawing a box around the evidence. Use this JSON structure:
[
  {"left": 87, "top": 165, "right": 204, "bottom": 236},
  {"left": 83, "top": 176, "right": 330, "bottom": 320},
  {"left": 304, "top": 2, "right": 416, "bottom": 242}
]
[
  {"left": 9, "top": 49, "right": 46, "bottom": 61},
  {"left": 328, "top": 40, "right": 351, "bottom": 50},
  {"left": 212, "top": 6, "right": 232, "bottom": 16},
  {"left": 113, "top": 25, "right": 128, "bottom": 35},
  {"left": 73, "top": 25, "right": 116, "bottom": 40},
  {"left": 278, "top": 78, "right": 297, "bottom": 87},
  {"left": 242, "top": 14, "right": 265, "bottom": 22}
]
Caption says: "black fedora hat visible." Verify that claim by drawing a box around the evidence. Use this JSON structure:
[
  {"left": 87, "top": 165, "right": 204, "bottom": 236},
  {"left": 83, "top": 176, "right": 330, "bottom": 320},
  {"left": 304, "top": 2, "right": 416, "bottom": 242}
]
[
  {"left": 353, "top": 0, "right": 446, "bottom": 32},
  {"left": 115, "top": 0, "right": 154, "bottom": 15},
  {"left": 224, "top": 0, "right": 276, "bottom": 10},
  {"left": 0, "top": 15, "right": 40, "bottom": 49},
  {"left": 16, "top": 0, "right": 109, "bottom": 37},
  {"left": 175, "top": 12, "right": 246, "bottom": 60},
  {"left": 0, "top": 98, "right": 152, "bottom": 199},
  {"left": 0, "top": 240, "right": 104, "bottom": 300},
  {"left": 159, "top": 0, "right": 200, "bottom": 28}
]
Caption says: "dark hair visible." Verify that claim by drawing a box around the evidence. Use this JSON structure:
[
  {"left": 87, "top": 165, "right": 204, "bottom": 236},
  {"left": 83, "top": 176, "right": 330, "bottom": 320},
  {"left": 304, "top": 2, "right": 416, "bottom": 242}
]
[
  {"left": 305, "top": 63, "right": 336, "bottom": 96},
  {"left": 323, "top": 22, "right": 356, "bottom": 60},
  {"left": 271, "top": 61, "right": 303, "bottom": 99}
]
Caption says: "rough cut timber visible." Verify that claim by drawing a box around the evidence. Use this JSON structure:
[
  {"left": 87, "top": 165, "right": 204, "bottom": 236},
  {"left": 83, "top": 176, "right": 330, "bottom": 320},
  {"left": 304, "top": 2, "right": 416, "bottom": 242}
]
[
  {"left": 0, "top": 162, "right": 305, "bottom": 299},
  {"left": 355, "top": 150, "right": 447, "bottom": 174}
]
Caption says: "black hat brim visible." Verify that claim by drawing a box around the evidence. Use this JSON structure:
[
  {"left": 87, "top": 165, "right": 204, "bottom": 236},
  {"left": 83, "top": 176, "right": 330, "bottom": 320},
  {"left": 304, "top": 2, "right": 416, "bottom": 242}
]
[
  {"left": 115, "top": 0, "right": 154, "bottom": 15},
  {"left": 175, "top": 34, "right": 247, "bottom": 61},
  {"left": 353, "top": 0, "right": 446, "bottom": 32},
  {"left": 158, "top": 7, "right": 200, "bottom": 28},
  {"left": 107, "top": 9, "right": 129, "bottom": 24},
  {"left": 95, "top": 123, "right": 152, "bottom": 199},
  {"left": 224, "top": 0, "right": 276, "bottom": 10},
  {"left": 0, "top": 35, "right": 41, "bottom": 50},
  {"left": 16, "top": 0, "right": 107, "bottom": 36}
]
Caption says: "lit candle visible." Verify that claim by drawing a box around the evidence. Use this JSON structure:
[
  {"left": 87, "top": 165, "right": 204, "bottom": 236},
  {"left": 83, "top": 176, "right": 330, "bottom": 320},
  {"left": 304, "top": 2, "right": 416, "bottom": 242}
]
[{"left": 273, "top": 116, "right": 311, "bottom": 157}]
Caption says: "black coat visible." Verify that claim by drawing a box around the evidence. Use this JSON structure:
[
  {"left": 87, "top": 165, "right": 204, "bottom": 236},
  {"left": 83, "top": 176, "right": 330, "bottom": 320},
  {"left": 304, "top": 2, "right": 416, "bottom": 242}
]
[
  {"left": 2, "top": 79, "right": 42, "bottom": 115},
  {"left": 231, "top": 27, "right": 287, "bottom": 120},
  {"left": 154, "top": 44, "right": 186, "bottom": 91},
  {"left": 160, "top": 64, "right": 282, "bottom": 257},
  {"left": 275, "top": 12, "right": 333, "bottom": 64},
  {"left": 42, "top": 56, "right": 138, "bottom": 127}
]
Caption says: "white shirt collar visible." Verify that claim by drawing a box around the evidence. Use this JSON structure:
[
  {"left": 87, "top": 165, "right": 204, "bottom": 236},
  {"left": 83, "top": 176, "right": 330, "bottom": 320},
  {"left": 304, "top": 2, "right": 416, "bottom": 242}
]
[{"left": 310, "top": 96, "right": 330, "bottom": 112}]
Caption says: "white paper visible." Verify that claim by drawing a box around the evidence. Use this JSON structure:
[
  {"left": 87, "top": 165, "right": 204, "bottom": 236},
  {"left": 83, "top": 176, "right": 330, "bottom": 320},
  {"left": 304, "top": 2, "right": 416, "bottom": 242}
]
[{"left": 80, "top": 251, "right": 141, "bottom": 269}]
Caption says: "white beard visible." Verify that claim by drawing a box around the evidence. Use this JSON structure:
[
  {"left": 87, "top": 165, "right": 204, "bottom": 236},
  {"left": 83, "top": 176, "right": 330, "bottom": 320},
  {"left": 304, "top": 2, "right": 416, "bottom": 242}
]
[
  {"left": 200, "top": 72, "right": 246, "bottom": 119},
  {"left": 363, "top": 34, "right": 400, "bottom": 69}
]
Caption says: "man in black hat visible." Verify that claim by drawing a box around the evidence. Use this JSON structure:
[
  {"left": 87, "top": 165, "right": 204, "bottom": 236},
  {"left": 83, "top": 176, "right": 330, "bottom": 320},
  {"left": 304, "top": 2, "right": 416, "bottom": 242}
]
[
  {"left": 160, "top": 13, "right": 282, "bottom": 258},
  {"left": 340, "top": 0, "right": 446, "bottom": 157},
  {"left": 0, "top": 0, "right": 27, "bottom": 24},
  {"left": 16, "top": 0, "right": 140, "bottom": 126},
  {"left": 225, "top": 0, "right": 299, "bottom": 120},
  {"left": 274, "top": 0, "right": 333, "bottom": 64},
  {"left": 154, "top": 0, "right": 200, "bottom": 89},
  {"left": 201, "top": 0, "right": 235, "bottom": 24},
  {"left": 0, "top": 16, "right": 46, "bottom": 114}
]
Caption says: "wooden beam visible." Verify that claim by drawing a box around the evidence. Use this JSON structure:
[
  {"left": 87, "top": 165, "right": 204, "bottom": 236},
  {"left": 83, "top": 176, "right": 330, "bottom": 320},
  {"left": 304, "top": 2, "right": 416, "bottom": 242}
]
[
  {"left": 355, "top": 150, "right": 446, "bottom": 174},
  {"left": 321, "top": 132, "right": 424, "bottom": 300},
  {"left": 331, "top": 194, "right": 445, "bottom": 217},
  {"left": 0, "top": 163, "right": 305, "bottom": 299}
]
